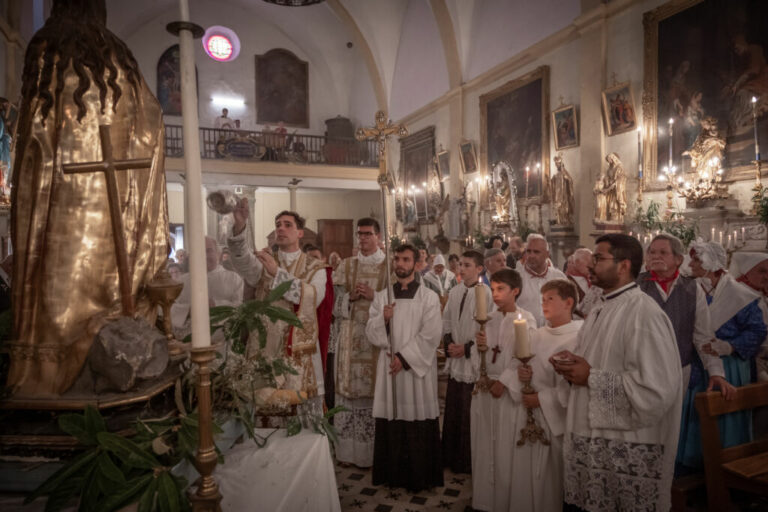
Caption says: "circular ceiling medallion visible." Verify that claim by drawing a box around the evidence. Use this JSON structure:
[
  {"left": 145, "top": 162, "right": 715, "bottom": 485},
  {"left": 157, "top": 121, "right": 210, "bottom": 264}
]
[{"left": 202, "top": 26, "right": 240, "bottom": 62}]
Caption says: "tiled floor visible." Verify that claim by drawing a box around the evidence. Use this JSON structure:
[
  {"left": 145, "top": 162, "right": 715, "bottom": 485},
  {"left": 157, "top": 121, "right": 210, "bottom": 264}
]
[{"left": 334, "top": 462, "right": 472, "bottom": 512}]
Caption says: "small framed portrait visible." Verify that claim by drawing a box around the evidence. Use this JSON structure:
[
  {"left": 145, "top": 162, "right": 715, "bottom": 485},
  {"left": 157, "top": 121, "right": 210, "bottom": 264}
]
[
  {"left": 551, "top": 104, "right": 579, "bottom": 150},
  {"left": 459, "top": 140, "right": 477, "bottom": 175},
  {"left": 436, "top": 149, "right": 450, "bottom": 182},
  {"left": 601, "top": 81, "right": 637, "bottom": 136}
]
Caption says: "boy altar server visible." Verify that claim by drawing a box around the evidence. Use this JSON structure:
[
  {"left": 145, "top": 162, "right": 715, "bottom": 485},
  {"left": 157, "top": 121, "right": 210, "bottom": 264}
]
[
  {"left": 442, "top": 250, "right": 493, "bottom": 474},
  {"left": 503, "top": 279, "right": 582, "bottom": 512},
  {"left": 472, "top": 268, "right": 536, "bottom": 512}
]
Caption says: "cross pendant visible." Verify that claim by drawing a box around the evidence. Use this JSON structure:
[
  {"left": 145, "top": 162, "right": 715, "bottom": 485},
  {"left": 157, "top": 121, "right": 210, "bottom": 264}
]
[{"left": 491, "top": 345, "right": 501, "bottom": 364}]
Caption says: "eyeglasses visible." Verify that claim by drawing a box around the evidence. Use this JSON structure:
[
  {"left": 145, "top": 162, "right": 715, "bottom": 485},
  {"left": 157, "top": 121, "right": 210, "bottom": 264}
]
[
  {"left": 357, "top": 231, "right": 376, "bottom": 238},
  {"left": 591, "top": 254, "right": 617, "bottom": 265}
]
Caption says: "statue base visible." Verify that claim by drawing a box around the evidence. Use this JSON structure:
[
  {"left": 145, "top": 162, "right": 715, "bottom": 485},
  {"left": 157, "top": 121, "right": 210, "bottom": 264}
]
[
  {"left": 548, "top": 224, "right": 579, "bottom": 269},
  {"left": 591, "top": 222, "right": 627, "bottom": 239}
]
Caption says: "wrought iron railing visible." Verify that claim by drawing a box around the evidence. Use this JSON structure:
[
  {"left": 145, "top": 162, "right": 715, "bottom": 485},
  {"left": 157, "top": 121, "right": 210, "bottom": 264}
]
[{"left": 164, "top": 125, "right": 379, "bottom": 168}]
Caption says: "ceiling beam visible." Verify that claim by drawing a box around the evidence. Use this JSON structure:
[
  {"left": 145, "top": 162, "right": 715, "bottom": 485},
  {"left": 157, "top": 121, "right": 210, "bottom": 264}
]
[
  {"left": 429, "top": 0, "right": 462, "bottom": 89},
  {"left": 326, "top": 0, "right": 387, "bottom": 111}
]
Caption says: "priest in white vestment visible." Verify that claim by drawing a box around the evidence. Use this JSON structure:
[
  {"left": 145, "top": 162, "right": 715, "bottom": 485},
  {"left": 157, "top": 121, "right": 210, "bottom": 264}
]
[
  {"left": 171, "top": 236, "right": 243, "bottom": 330},
  {"left": 331, "top": 218, "right": 387, "bottom": 467},
  {"left": 470, "top": 268, "right": 536, "bottom": 512},
  {"left": 553, "top": 234, "right": 682, "bottom": 512},
  {"left": 228, "top": 203, "right": 327, "bottom": 412},
  {"left": 517, "top": 234, "right": 567, "bottom": 326},
  {"left": 366, "top": 244, "right": 444, "bottom": 492}
]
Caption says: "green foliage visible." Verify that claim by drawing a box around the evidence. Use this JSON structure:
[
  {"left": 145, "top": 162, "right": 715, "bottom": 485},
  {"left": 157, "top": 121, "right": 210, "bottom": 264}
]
[
  {"left": 389, "top": 235, "right": 403, "bottom": 251},
  {"left": 27, "top": 406, "right": 194, "bottom": 512},
  {"left": 514, "top": 223, "right": 536, "bottom": 243},
  {"left": 635, "top": 200, "right": 662, "bottom": 231},
  {"left": 635, "top": 200, "right": 698, "bottom": 247},
  {"left": 757, "top": 191, "right": 768, "bottom": 225}
]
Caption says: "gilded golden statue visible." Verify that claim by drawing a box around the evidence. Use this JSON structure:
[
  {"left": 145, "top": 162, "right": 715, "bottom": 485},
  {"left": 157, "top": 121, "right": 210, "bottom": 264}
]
[
  {"left": 550, "top": 153, "right": 575, "bottom": 226},
  {"left": 682, "top": 116, "right": 726, "bottom": 182},
  {"left": 594, "top": 153, "right": 627, "bottom": 223},
  {"left": 7, "top": 0, "right": 169, "bottom": 397}
]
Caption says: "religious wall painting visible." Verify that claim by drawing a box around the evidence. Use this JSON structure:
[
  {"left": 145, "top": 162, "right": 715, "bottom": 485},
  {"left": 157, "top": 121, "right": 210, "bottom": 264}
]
[
  {"left": 157, "top": 45, "right": 182, "bottom": 116},
  {"left": 459, "top": 140, "right": 477, "bottom": 175},
  {"left": 552, "top": 104, "right": 579, "bottom": 150},
  {"left": 398, "top": 126, "right": 437, "bottom": 225},
  {"left": 480, "top": 66, "right": 550, "bottom": 205},
  {"left": 643, "top": 0, "right": 768, "bottom": 186},
  {"left": 601, "top": 82, "right": 637, "bottom": 136},
  {"left": 255, "top": 49, "right": 309, "bottom": 128},
  {"left": 437, "top": 148, "right": 450, "bottom": 182}
]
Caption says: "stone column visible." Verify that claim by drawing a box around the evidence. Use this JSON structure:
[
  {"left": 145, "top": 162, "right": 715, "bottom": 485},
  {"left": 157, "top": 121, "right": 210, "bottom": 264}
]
[
  {"left": 288, "top": 178, "right": 301, "bottom": 211},
  {"left": 448, "top": 90, "right": 464, "bottom": 255}
]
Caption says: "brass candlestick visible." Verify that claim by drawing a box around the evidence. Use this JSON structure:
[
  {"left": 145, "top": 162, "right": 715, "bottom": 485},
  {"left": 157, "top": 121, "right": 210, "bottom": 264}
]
[
  {"left": 751, "top": 159, "right": 765, "bottom": 215},
  {"left": 146, "top": 269, "right": 185, "bottom": 358},
  {"left": 473, "top": 317, "right": 491, "bottom": 395},
  {"left": 515, "top": 355, "right": 550, "bottom": 447},
  {"left": 189, "top": 346, "right": 222, "bottom": 512}
]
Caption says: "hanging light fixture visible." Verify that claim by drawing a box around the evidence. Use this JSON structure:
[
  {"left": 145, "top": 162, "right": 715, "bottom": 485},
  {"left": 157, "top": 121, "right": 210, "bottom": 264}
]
[{"left": 262, "top": 0, "right": 325, "bottom": 6}]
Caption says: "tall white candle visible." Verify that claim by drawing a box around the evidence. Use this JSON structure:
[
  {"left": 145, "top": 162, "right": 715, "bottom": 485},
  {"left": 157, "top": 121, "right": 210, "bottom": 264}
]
[
  {"left": 711, "top": 227, "right": 715, "bottom": 241},
  {"left": 637, "top": 125, "right": 643, "bottom": 180},
  {"left": 475, "top": 280, "right": 487, "bottom": 321},
  {"left": 668, "top": 118, "right": 674, "bottom": 171},
  {"left": 742, "top": 226, "right": 746, "bottom": 242},
  {"left": 514, "top": 313, "right": 531, "bottom": 358},
  {"left": 719, "top": 230, "right": 723, "bottom": 245},
  {"left": 179, "top": 0, "right": 210, "bottom": 348},
  {"left": 753, "top": 96, "right": 760, "bottom": 161}
]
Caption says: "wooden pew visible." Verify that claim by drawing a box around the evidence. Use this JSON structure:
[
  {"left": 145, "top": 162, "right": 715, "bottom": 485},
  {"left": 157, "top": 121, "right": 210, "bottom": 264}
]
[{"left": 695, "top": 381, "right": 768, "bottom": 511}]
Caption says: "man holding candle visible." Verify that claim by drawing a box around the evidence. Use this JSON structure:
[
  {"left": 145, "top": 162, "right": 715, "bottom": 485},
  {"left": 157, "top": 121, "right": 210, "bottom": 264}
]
[
  {"left": 552, "top": 234, "right": 682, "bottom": 512},
  {"left": 638, "top": 234, "right": 733, "bottom": 475},
  {"left": 502, "top": 278, "right": 582, "bottom": 512},
  {"left": 470, "top": 268, "right": 536, "bottom": 512},
  {"left": 366, "top": 244, "right": 443, "bottom": 492},
  {"left": 517, "top": 234, "right": 567, "bottom": 327},
  {"left": 441, "top": 250, "right": 492, "bottom": 474}
]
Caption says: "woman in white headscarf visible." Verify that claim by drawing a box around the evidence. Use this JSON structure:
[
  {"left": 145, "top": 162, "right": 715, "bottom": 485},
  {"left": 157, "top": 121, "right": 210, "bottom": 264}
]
[{"left": 688, "top": 241, "right": 766, "bottom": 456}]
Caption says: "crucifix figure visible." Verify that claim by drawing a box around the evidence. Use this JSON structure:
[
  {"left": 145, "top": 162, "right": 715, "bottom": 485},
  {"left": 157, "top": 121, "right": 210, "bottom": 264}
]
[
  {"left": 491, "top": 345, "right": 502, "bottom": 364},
  {"left": 355, "top": 111, "right": 408, "bottom": 417},
  {"left": 62, "top": 124, "right": 152, "bottom": 316}
]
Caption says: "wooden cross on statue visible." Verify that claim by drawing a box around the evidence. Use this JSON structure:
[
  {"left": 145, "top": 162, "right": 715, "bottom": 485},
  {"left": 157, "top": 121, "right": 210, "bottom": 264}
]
[
  {"left": 355, "top": 110, "right": 409, "bottom": 179},
  {"left": 491, "top": 345, "right": 502, "bottom": 364},
  {"left": 62, "top": 124, "right": 152, "bottom": 317}
]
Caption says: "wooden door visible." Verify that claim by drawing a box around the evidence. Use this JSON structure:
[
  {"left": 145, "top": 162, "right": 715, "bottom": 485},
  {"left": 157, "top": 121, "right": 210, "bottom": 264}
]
[{"left": 318, "top": 219, "right": 353, "bottom": 259}]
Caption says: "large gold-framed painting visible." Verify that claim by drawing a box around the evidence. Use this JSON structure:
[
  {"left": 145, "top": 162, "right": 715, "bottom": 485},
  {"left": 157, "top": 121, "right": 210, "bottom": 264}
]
[
  {"left": 643, "top": 0, "right": 768, "bottom": 187},
  {"left": 481, "top": 66, "right": 550, "bottom": 205}
]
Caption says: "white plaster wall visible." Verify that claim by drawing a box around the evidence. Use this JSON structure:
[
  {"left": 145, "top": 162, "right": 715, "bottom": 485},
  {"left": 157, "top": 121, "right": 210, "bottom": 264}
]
[
  {"left": 121, "top": 0, "right": 363, "bottom": 134},
  {"left": 348, "top": 56, "right": 378, "bottom": 129},
  {"left": 389, "top": 0, "right": 450, "bottom": 121}
]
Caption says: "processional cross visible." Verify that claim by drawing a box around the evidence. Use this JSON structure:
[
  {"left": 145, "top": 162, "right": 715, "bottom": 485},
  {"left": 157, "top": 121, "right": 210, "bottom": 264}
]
[
  {"left": 355, "top": 111, "right": 408, "bottom": 417},
  {"left": 62, "top": 124, "right": 152, "bottom": 317}
]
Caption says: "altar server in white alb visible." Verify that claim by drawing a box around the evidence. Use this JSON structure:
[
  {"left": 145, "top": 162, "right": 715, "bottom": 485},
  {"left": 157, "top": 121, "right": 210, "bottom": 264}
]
[
  {"left": 470, "top": 268, "right": 535, "bottom": 512},
  {"left": 552, "top": 234, "right": 682, "bottom": 512},
  {"left": 365, "top": 244, "right": 444, "bottom": 492},
  {"left": 501, "top": 278, "right": 582, "bottom": 512},
  {"left": 517, "top": 234, "right": 567, "bottom": 326}
]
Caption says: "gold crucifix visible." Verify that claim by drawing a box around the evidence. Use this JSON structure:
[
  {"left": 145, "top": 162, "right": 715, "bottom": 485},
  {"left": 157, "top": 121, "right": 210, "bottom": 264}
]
[
  {"left": 62, "top": 124, "right": 152, "bottom": 317},
  {"left": 355, "top": 110, "right": 408, "bottom": 179}
]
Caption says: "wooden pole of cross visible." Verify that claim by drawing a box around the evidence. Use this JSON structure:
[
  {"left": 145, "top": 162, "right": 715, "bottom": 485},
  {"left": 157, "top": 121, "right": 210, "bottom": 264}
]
[{"left": 62, "top": 124, "right": 152, "bottom": 317}]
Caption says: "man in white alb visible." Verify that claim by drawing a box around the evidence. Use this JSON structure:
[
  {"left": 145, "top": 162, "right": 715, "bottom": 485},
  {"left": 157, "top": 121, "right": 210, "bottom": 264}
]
[
  {"left": 552, "top": 234, "right": 682, "bottom": 512},
  {"left": 517, "top": 234, "right": 567, "bottom": 326}
]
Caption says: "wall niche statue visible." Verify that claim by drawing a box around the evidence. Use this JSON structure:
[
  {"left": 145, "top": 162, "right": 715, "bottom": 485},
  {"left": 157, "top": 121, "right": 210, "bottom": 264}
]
[{"left": 594, "top": 152, "right": 627, "bottom": 224}]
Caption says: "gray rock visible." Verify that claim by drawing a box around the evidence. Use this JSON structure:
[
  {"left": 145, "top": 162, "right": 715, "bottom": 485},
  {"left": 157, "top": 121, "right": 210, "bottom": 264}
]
[{"left": 89, "top": 317, "right": 169, "bottom": 393}]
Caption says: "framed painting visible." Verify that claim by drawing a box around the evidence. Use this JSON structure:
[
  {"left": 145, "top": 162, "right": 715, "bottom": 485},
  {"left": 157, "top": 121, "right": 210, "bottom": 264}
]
[
  {"left": 157, "top": 45, "right": 183, "bottom": 116},
  {"left": 601, "top": 82, "right": 637, "bottom": 136},
  {"left": 459, "top": 141, "right": 477, "bottom": 175},
  {"left": 480, "top": 66, "right": 550, "bottom": 204},
  {"left": 255, "top": 49, "right": 309, "bottom": 128},
  {"left": 643, "top": 0, "right": 768, "bottom": 187},
  {"left": 399, "top": 126, "right": 439, "bottom": 224},
  {"left": 437, "top": 149, "right": 450, "bottom": 182},
  {"left": 552, "top": 104, "right": 579, "bottom": 150}
]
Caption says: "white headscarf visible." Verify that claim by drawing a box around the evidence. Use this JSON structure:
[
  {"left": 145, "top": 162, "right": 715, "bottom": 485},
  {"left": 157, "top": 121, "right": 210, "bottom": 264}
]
[
  {"left": 432, "top": 254, "right": 446, "bottom": 267},
  {"left": 729, "top": 252, "right": 768, "bottom": 278},
  {"left": 689, "top": 240, "right": 727, "bottom": 272}
]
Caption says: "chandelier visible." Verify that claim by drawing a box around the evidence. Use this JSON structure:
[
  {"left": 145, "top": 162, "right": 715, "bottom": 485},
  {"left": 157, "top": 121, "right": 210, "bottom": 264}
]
[
  {"left": 659, "top": 156, "right": 728, "bottom": 205},
  {"left": 262, "top": 0, "right": 325, "bottom": 6}
]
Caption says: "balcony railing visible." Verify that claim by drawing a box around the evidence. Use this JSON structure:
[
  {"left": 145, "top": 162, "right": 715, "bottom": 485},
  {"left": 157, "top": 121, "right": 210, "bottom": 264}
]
[{"left": 164, "top": 125, "right": 379, "bottom": 168}]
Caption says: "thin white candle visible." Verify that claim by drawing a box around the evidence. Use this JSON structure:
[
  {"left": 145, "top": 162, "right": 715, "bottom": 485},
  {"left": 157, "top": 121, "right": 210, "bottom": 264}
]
[
  {"left": 514, "top": 313, "right": 531, "bottom": 359},
  {"left": 742, "top": 226, "right": 746, "bottom": 242},
  {"left": 475, "top": 279, "right": 487, "bottom": 321},
  {"left": 711, "top": 227, "right": 715, "bottom": 241},
  {"left": 753, "top": 96, "right": 761, "bottom": 161},
  {"left": 668, "top": 118, "right": 674, "bottom": 172},
  {"left": 719, "top": 230, "right": 723, "bottom": 245}
]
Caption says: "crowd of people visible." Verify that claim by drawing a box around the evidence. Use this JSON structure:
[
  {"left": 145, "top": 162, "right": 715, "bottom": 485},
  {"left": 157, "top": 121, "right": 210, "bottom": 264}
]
[{"left": 165, "top": 211, "right": 768, "bottom": 511}]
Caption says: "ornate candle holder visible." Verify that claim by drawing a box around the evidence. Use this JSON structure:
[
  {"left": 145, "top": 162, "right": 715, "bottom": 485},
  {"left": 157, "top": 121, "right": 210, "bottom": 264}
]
[
  {"left": 751, "top": 159, "right": 765, "bottom": 215},
  {"left": 146, "top": 269, "right": 185, "bottom": 358},
  {"left": 472, "top": 317, "right": 491, "bottom": 395},
  {"left": 514, "top": 354, "right": 550, "bottom": 447}
]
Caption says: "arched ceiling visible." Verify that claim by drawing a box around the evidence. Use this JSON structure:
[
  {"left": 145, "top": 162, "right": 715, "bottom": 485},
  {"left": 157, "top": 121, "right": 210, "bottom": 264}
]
[{"left": 104, "top": 0, "right": 582, "bottom": 122}]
